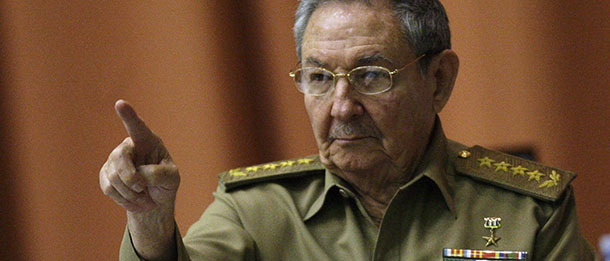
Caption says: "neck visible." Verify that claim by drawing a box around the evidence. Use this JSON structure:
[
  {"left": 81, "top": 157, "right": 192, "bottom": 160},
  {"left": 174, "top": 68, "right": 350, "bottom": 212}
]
[{"left": 331, "top": 155, "right": 423, "bottom": 226}]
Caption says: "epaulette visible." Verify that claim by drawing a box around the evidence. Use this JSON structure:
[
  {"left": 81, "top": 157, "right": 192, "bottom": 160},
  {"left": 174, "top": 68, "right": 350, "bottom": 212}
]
[
  {"left": 218, "top": 155, "right": 324, "bottom": 191},
  {"left": 454, "top": 145, "right": 576, "bottom": 202}
]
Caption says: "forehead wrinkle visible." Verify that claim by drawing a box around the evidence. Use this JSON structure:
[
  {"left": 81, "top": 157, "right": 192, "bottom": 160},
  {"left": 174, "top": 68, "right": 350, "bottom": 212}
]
[{"left": 304, "top": 43, "right": 395, "bottom": 69}]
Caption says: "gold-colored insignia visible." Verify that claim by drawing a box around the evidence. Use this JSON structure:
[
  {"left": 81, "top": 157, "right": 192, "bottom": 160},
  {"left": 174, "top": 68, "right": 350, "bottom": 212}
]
[
  {"left": 219, "top": 155, "right": 324, "bottom": 191},
  {"left": 458, "top": 150, "right": 471, "bottom": 159},
  {"left": 229, "top": 168, "right": 247, "bottom": 177},
  {"left": 539, "top": 170, "right": 560, "bottom": 188},
  {"left": 478, "top": 157, "right": 495, "bottom": 168},
  {"left": 280, "top": 160, "right": 296, "bottom": 167},
  {"left": 493, "top": 161, "right": 512, "bottom": 172},
  {"left": 483, "top": 217, "right": 502, "bottom": 247},
  {"left": 526, "top": 170, "right": 545, "bottom": 182},
  {"left": 454, "top": 145, "right": 576, "bottom": 202},
  {"left": 297, "top": 158, "right": 314, "bottom": 164},
  {"left": 510, "top": 165, "right": 528, "bottom": 176},
  {"left": 263, "top": 163, "right": 279, "bottom": 170}
]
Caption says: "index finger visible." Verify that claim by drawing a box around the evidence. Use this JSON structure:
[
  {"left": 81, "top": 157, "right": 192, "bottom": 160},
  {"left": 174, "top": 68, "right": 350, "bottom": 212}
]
[{"left": 114, "top": 99, "right": 156, "bottom": 147}]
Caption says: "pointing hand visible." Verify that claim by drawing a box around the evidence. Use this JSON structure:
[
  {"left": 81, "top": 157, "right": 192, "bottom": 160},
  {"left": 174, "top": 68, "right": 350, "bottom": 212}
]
[{"left": 99, "top": 100, "right": 180, "bottom": 213}]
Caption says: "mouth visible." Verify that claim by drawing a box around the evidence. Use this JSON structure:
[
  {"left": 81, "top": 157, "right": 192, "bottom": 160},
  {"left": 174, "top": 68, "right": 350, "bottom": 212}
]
[{"left": 332, "top": 136, "right": 372, "bottom": 144}]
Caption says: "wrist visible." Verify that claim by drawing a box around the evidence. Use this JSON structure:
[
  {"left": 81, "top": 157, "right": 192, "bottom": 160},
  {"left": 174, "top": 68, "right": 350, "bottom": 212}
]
[{"left": 127, "top": 206, "right": 176, "bottom": 260}]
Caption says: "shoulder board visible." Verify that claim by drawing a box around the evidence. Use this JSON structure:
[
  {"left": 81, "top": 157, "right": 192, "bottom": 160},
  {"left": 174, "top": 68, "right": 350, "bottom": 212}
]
[
  {"left": 218, "top": 155, "right": 324, "bottom": 191},
  {"left": 454, "top": 145, "right": 576, "bottom": 202}
]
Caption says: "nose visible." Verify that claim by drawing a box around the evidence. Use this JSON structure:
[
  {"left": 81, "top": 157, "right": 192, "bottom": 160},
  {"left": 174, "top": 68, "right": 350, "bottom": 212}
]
[{"left": 330, "top": 77, "right": 364, "bottom": 121}]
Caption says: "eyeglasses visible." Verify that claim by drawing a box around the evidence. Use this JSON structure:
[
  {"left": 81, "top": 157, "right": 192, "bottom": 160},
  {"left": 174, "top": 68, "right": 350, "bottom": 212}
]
[{"left": 289, "top": 54, "right": 425, "bottom": 96}]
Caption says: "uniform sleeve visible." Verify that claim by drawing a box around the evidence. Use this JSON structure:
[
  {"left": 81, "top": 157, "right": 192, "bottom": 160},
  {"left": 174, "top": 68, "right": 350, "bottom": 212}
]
[
  {"left": 180, "top": 186, "right": 257, "bottom": 260},
  {"left": 119, "top": 223, "right": 190, "bottom": 261},
  {"left": 533, "top": 186, "right": 600, "bottom": 260},
  {"left": 119, "top": 185, "right": 257, "bottom": 261}
]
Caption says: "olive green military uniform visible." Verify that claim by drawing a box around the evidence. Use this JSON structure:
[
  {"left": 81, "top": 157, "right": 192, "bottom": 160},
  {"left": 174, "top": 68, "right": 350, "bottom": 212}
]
[{"left": 120, "top": 121, "right": 599, "bottom": 260}]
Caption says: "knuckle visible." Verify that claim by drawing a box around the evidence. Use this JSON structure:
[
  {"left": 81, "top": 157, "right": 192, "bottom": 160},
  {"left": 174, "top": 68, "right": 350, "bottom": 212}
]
[
  {"left": 99, "top": 165, "right": 107, "bottom": 180},
  {"left": 110, "top": 138, "right": 134, "bottom": 159},
  {"left": 107, "top": 170, "right": 122, "bottom": 185},
  {"left": 168, "top": 163, "right": 179, "bottom": 173},
  {"left": 120, "top": 169, "right": 138, "bottom": 185},
  {"left": 101, "top": 184, "right": 114, "bottom": 197},
  {"left": 121, "top": 137, "right": 133, "bottom": 146}
]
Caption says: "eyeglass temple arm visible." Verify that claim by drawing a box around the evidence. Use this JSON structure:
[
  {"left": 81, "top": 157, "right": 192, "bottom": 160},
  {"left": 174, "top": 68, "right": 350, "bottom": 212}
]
[{"left": 391, "top": 54, "right": 426, "bottom": 74}]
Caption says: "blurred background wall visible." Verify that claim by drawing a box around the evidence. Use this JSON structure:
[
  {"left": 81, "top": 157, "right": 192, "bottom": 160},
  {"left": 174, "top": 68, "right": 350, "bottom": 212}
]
[{"left": 0, "top": 1, "right": 608, "bottom": 259}]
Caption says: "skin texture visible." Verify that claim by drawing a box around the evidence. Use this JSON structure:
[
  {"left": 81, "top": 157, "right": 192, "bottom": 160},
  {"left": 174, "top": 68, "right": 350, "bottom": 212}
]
[{"left": 301, "top": 1, "right": 458, "bottom": 224}]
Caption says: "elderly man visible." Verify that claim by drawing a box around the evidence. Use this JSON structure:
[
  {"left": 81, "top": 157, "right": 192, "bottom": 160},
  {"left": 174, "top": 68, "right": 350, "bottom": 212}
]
[{"left": 100, "top": 0, "right": 598, "bottom": 260}]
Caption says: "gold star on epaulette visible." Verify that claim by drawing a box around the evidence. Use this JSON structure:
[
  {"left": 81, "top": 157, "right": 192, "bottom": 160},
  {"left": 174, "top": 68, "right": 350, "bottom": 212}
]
[
  {"left": 280, "top": 160, "right": 296, "bottom": 167},
  {"left": 493, "top": 161, "right": 511, "bottom": 172},
  {"left": 526, "top": 170, "right": 545, "bottom": 182},
  {"left": 510, "top": 165, "right": 528, "bottom": 176},
  {"left": 229, "top": 168, "right": 246, "bottom": 177},
  {"left": 454, "top": 145, "right": 577, "bottom": 202},
  {"left": 298, "top": 158, "right": 314, "bottom": 164},
  {"left": 478, "top": 157, "right": 495, "bottom": 168},
  {"left": 219, "top": 155, "right": 324, "bottom": 191},
  {"left": 539, "top": 170, "right": 561, "bottom": 188},
  {"left": 263, "top": 163, "right": 279, "bottom": 170}
]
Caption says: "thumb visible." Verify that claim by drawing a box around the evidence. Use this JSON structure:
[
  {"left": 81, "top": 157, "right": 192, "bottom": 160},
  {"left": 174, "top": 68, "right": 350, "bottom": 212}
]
[{"left": 114, "top": 99, "right": 158, "bottom": 152}]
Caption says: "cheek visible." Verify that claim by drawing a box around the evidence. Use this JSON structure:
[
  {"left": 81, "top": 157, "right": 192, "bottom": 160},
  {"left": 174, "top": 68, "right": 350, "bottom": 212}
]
[
  {"left": 304, "top": 96, "right": 331, "bottom": 139},
  {"left": 369, "top": 93, "right": 408, "bottom": 130},
  {"left": 369, "top": 89, "right": 430, "bottom": 142}
]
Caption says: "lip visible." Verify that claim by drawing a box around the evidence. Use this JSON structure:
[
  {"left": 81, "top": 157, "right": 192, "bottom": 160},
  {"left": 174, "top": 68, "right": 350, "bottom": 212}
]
[{"left": 333, "top": 136, "right": 371, "bottom": 144}]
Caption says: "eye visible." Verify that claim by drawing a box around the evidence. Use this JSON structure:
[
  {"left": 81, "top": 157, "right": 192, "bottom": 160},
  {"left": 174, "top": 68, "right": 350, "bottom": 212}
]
[
  {"left": 361, "top": 70, "right": 380, "bottom": 81},
  {"left": 307, "top": 71, "right": 332, "bottom": 83},
  {"left": 354, "top": 67, "right": 386, "bottom": 86}
]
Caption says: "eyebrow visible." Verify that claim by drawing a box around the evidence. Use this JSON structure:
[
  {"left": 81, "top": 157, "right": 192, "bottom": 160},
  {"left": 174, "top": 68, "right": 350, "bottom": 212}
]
[
  {"left": 304, "top": 57, "right": 326, "bottom": 67},
  {"left": 357, "top": 53, "right": 395, "bottom": 66},
  {"left": 303, "top": 53, "right": 395, "bottom": 68}
]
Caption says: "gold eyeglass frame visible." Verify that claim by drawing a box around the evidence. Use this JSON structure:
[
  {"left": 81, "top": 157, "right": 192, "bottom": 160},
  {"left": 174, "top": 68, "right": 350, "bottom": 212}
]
[{"left": 289, "top": 54, "right": 425, "bottom": 96}]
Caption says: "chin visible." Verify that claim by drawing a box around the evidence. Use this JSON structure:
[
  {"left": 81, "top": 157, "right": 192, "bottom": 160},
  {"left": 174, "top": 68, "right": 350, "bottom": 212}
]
[{"left": 326, "top": 150, "right": 383, "bottom": 173}]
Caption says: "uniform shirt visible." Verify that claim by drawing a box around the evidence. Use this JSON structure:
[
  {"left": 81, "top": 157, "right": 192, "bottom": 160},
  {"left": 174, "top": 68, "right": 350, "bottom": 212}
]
[{"left": 120, "top": 121, "right": 598, "bottom": 260}]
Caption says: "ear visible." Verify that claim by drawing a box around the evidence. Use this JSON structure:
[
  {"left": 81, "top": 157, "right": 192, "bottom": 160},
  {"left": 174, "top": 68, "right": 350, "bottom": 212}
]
[{"left": 426, "top": 49, "right": 459, "bottom": 113}]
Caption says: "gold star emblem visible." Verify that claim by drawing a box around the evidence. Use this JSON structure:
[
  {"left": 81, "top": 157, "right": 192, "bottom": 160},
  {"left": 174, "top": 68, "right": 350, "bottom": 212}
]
[
  {"left": 539, "top": 170, "right": 561, "bottom": 188},
  {"left": 483, "top": 233, "right": 501, "bottom": 247},
  {"left": 526, "top": 170, "right": 545, "bottom": 182},
  {"left": 280, "top": 160, "right": 296, "bottom": 167},
  {"left": 493, "top": 161, "right": 512, "bottom": 172},
  {"left": 229, "top": 168, "right": 246, "bottom": 177},
  {"left": 511, "top": 165, "right": 528, "bottom": 176},
  {"left": 297, "top": 158, "right": 314, "bottom": 165},
  {"left": 483, "top": 217, "right": 502, "bottom": 247},
  {"left": 263, "top": 163, "right": 279, "bottom": 170},
  {"left": 245, "top": 166, "right": 260, "bottom": 172},
  {"left": 477, "top": 157, "right": 495, "bottom": 168}
]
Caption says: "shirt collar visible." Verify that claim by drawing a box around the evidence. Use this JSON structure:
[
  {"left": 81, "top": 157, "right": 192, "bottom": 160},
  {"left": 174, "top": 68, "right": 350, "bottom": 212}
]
[
  {"left": 303, "top": 168, "right": 348, "bottom": 221},
  {"left": 303, "top": 116, "right": 456, "bottom": 221},
  {"left": 406, "top": 117, "right": 456, "bottom": 217}
]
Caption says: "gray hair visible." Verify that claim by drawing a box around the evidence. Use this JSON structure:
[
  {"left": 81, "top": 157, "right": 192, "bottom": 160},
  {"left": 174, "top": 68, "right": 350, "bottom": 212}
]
[{"left": 294, "top": 0, "right": 451, "bottom": 72}]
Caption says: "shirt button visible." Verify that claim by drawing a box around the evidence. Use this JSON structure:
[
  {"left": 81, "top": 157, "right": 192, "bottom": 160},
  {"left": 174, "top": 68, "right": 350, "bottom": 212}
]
[{"left": 339, "top": 188, "right": 350, "bottom": 199}]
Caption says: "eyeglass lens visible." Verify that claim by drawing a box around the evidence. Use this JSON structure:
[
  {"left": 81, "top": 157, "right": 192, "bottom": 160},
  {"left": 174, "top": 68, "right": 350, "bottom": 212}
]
[{"left": 294, "top": 66, "right": 392, "bottom": 95}]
